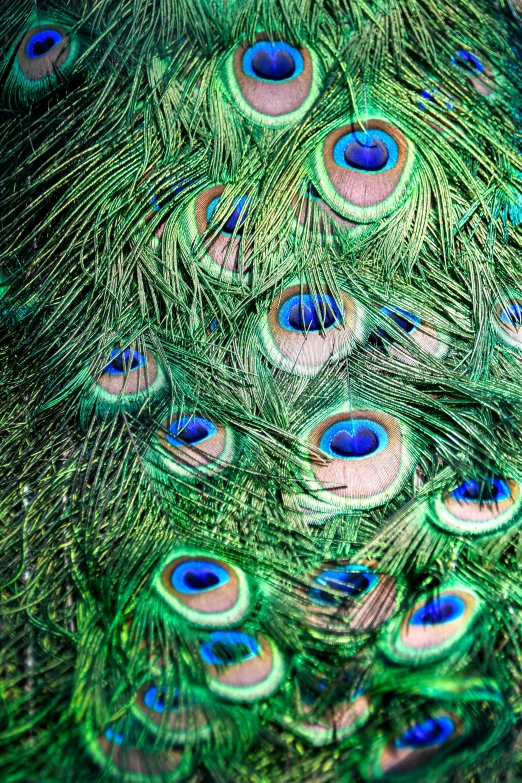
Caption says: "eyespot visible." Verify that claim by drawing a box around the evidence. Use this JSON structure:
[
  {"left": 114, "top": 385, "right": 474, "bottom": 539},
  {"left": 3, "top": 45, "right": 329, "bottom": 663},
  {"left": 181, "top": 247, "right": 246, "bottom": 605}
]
[
  {"left": 179, "top": 186, "right": 252, "bottom": 279},
  {"left": 451, "top": 49, "right": 496, "bottom": 96},
  {"left": 91, "top": 722, "right": 191, "bottom": 782},
  {"left": 369, "top": 306, "right": 448, "bottom": 362},
  {"left": 151, "top": 414, "right": 235, "bottom": 480},
  {"left": 311, "top": 120, "right": 414, "bottom": 222},
  {"left": 5, "top": 20, "right": 81, "bottom": 106},
  {"left": 200, "top": 630, "right": 286, "bottom": 702},
  {"left": 277, "top": 678, "right": 370, "bottom": 746},
  {"left": 365, "top": 712, "right": 463, "bottom": 779},
  {"left": 222, "top": 36, "right": 321, "bottom": 127},
  {"left": 494, "top": 298, "right": 522, "bottom": 351},
  {"left": 95, "top": 348, "right": 156, "bottom": 398},
  {"left": 383, "top": 584, "right": 481, "bottom": 664},
  {"left": 90, "top": 347, "right": 167, "bottom": 416},
  {"left": 153, "top": 551, "right": 251, "bottom": 627},
  {"left": 305, "top": 563, "right": 397, "bottom": 636},
  {"left": 259, "top": 283, "right": 362, "bottom": 376},
  {"left": 310, "top": 565, "right": 380, "bottom": 601},
  {"left": 369, "top": 307, "right": 420, "bottom": 346},
  {"left": 132, "top": 682, "right": 211, "bottom": 743},
  {"left": 361, "top": 678, "right": 509, "bottom": 780},
  {"left": 206, "top": 195, "right": 249, "bottom": 236},
  {"left": 431, "top": 477, "right": 522, "bottom": 535},
  {"left": 302, "top": 407, "right": 417, "bottom": 510}
]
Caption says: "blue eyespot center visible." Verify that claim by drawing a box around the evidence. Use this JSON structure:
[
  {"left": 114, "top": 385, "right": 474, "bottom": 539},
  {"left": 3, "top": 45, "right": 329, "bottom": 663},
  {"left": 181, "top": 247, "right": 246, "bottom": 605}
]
[
  {"left": 300, "top": 677, "right": 328, "bottom": 705},
  {"left": 500, "top": 302, "right": 522, "bottom": 326},
  {"left": 200, "top": 631, "right": 259, "bottom": 666},
  {"left": 144, "top": 685, "right": 180, "bottom": 713},
  {"left": 310, "top": 565, "right": 378, "bottom": 604},
  {"left": 104, "top": 348, "right": 146, "bottom": 375},
  {"left": 26, "top": 30, "right": 63, "bottom": 59},
  {"left": 166, "top": 416, "right": 218, "bottom": 447},
  {"left": 452, "top": 49, "right": 484, "bottom": 74},
  {"left": 331, "top": 427, "right": 378, "bottom": 458},
  {"left": 278, "top": 293, "right": 342, "bottom": 333},
  {"left": 206, "top": 196, "right": 249, "bottom": 235},
  {"left": 369, "top": 306, "right": 421, "bottom": 347},
  {"left": 451, "top": 478, "right": 511, "bottom": 504},
  {"left": 252, "top": 49, "right": 295, "bottom": 80},
  {"left": 319, "top": 419, "right": 388, "bottom": 460},
  {"left": 242, "top": 41, "right": 304, "bottom": 83},
  {"left": 395, "top": 716, "right": 455, "bottom": 749},
  {"left": 104, "top": 725, "right": 125, "bottom": 745},
  {"left": 149, "top": 177, "right": 193, "bottom": 211},
  {"left": 410, "top": 595, "right": 466, "bottom": 626},
  {"left": 333, "top": 129, "right": 399, "bottom": 173},
  {"left": 418, "top": 88, "right": 454, "bottom": 112},
  {"left": 305, "top": 182, "right": 322, "bottom": 200},
  {"left": 344, "top": 135, "right": 389, "bottom": 172},
  {"left": 171, "top": 560, "right": 230, "bottom": 594}
]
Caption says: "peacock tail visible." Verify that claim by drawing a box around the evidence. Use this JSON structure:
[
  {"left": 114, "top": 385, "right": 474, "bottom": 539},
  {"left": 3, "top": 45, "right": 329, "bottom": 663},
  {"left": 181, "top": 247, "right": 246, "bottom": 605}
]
[{"left": 3, "top": 0, "right": 522, "bottom": 780}]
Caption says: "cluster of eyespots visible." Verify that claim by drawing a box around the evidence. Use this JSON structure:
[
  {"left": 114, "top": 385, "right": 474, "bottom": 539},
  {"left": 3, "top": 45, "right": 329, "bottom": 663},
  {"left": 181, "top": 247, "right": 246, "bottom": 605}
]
[
  {"left": 302, "top": 407, "right": 417, "bottom": 510},
  {"left": 153, "top": 551, "right": 251, "bottom": 627},
  {"left": 6, "top": 19, "right": 82, "bottom": 106},
  {"left": 180, "top": 185, "right": 252, "bottom": 279},
  {"left": 431, "top": 476, "right": 522, "bottom": 535},
  {"left": 304, "top": 561, "right": 397, "bottom": 637},
  {"left": 368, "top": 305, "right": 448, "bottom": 362},
  {"left": 259, "top": 283, "right": 362, "bottom": 376},
  {"left": 152, "top": 413, "right": 235, "bottom": 480},
  {"left": 311, "top": 119, "right": 414, "bottom": 222},
  {"left": 450, "top": 49, "right": 495, "bottom": 96},
  {"left": 199, "top": 629, "right": 286, "bottom": 701},
  {"left": 222, "top": 35, "right": 321, "bottom": 127},
  {"left": 151, "top": 549, "right": 287, "bottom": 703},
  {"left": 383, "top": 583, "right": 481, "bottom": 664},
  {"left": 494, "top": 298, "right": 522, "bottom": 350}
]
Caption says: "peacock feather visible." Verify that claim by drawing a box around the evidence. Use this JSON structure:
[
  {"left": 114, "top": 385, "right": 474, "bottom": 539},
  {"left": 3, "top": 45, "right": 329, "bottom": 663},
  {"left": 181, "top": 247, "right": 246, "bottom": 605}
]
[{"left": 3, "top": 0, "right": 522, "bottom": 781}]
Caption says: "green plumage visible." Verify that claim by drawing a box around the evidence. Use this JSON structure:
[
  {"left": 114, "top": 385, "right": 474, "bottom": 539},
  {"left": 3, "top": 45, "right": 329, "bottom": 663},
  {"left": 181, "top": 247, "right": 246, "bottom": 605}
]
[{"left": 3, "top": 0, "right": 522, "bottom": 781}]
